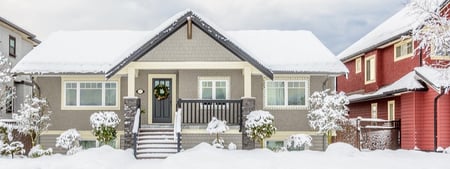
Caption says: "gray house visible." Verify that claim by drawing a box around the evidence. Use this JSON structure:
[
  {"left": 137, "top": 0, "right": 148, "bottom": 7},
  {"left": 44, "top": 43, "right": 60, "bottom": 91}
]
[
  {"left": 0, "top": 16, "right": 40, "bottom": 118},
  {"left": 12, "top": 10, "right": 347, "bottom": 158}
]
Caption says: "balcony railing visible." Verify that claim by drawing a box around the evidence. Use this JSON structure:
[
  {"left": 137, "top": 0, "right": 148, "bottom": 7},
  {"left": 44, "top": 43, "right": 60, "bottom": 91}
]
[{"left": 177, "top": 99, "right": 243, "bottom": 131}]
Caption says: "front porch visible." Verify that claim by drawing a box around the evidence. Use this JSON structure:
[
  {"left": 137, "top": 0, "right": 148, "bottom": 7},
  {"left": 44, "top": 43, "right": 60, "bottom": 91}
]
[{"left": 123, "top": 97, "right": 255, "bottom": 159}]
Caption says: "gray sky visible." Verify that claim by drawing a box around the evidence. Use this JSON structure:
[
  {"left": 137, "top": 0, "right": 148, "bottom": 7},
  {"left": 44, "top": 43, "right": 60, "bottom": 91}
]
[{"left": 0, "top": 0, "right": 409, "bottom": 55}]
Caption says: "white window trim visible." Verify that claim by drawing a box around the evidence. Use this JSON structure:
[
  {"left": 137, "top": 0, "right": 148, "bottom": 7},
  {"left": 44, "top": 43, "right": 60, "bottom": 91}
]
[
  {"left": 388, "top": 100, "right": 395, "bottom": 120},
  {"left": 61, "top": 77, "right": 120, "bottom": 110},
  {"left": 430, "top": 45, "right": 450, "bottom": 61},
  {"left": 364, "top": 55, "right": 376, "bottom": 84},
  {"left": 371, "top": 103, "right": 378, "bottom": 119},
  {"left": 355, "top": 57, "right": 361, "bottom": 73},
  {"left": 394, "top": 39, "right": 414, "bottom": 62},
  {"left": 263, "top": 77, "right": 309, "bottom": 110},
  {"left": 198, "top": 76, "right": 230, "bottom": 100}
]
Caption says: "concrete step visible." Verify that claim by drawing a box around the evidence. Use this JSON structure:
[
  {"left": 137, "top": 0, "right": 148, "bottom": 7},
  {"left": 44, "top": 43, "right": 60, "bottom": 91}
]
[
  {"left": 137, "top": 144, "right": 179, "bottom": 149},
  {"left": 138, "top": 135, "right": 176, "bottom": 140},
  {"left": 136, "top": 148, "right": 178, "bottom": 153},
  {"left": 139, "top": 128, "right": 174, "bottom": 132},
  {"left": 136, "top": 153, "right": 175, "bottom": 159},
  {"left": 139, "top": 132, "right": 174, "bottom": 136},
  {"left": 137, "top": 139, "right": 178, "bottom": 144}
]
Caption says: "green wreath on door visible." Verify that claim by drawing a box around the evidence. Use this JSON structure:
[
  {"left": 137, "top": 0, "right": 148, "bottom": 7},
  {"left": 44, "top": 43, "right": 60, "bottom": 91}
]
[{"left": 153, "top": 84, "right": 170, "bottom": 100}]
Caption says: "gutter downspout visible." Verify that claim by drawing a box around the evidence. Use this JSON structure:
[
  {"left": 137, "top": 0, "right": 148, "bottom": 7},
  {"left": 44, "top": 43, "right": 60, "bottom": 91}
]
[{"left": 434, "top": 88, "right": 445, "bottom": 152}]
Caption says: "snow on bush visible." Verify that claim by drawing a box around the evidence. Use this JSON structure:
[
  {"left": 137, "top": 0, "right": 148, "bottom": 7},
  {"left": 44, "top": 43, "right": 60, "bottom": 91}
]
[
  {"left": 206, "top": 117, "right": 229, "bottom": 148},
  {"left": 307, "top": 89, "right": 349, "bottom": 134},
  {"left": 13, "top": 96, "right": 52, "bottom": 147},
  {"left": 443, "top": 147, "right": 450, "bottom": 154},
  {"left": 228, "top": 142, "right": 237, "bottom": 150},
  {"left": 285, "top": 134, "right": 312, "bottom": 151},
  {"left": 0, "top": 141, "right": 25, "bottom": 158},
  {"left": 326, "top": 142, "right": 359, "bottom": 156},
  {"left": 28, "top": 144, "right": 52, "bottom": 158},
  {"left": 90, "top": 111, "right": 120, "bottom": 146},
  {"left": 245, "top": 110, "right": 276, "bottom": 147},
  {"left": 0, "top": 52, "right": 14, "bottom": 113},
  {"left": 56, "top": 129, "right": 82, "bottom": 155}
]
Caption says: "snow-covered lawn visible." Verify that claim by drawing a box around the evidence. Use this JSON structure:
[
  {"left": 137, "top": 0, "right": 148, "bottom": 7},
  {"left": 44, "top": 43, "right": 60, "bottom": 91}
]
[{"left": 1, "top": 143, "right": 450, "bottom": 169}]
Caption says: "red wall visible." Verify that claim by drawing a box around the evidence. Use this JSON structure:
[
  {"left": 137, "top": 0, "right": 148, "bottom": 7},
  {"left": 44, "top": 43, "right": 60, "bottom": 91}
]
[
  {"left": 347, "top": 97, "right": 401, "bottom": 120},
  {"left": 338, "top": 46, "right": 420, "bottom": 94}
]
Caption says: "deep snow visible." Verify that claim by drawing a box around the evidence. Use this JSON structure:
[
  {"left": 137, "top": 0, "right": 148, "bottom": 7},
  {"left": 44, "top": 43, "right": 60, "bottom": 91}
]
[{"left": 1, "top": 142, "right": 450, "bottom": 169}]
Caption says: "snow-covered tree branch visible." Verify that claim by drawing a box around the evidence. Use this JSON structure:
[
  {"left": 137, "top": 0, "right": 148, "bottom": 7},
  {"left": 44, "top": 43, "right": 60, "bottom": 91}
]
[
  {"left": 0, "top": 52, "right": 14, "bottom": 116},
  {"left": 307, "top": 89, "right": 349, "bottom": 135},
  {"left": 206, "top": 117, "right": 229, "bottom": 148}
]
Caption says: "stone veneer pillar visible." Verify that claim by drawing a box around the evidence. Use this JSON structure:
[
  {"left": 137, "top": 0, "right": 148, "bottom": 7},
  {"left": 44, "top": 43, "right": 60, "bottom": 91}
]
[
  {"left": 241, "top": 97, "right": 256, "bottom": 150},
  {"left": 123, "top": 97, "right": 141, "bottom": 149}
]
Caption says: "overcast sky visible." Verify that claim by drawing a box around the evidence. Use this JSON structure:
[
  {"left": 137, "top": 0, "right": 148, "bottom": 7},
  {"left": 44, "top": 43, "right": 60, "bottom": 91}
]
[{"left": 0, "top": 0, "right": 409, "bottom": 55}]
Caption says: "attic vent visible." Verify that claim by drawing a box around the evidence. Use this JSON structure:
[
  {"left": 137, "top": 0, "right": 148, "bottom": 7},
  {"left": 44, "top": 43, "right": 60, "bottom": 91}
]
[{"left": 187, "top": 16, "right": 192, "bottom": 40}]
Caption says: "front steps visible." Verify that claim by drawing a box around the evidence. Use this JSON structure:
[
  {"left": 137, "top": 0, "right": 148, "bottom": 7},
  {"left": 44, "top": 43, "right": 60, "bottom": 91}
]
[{"left": 135, "top": 127, "right": 181, "bottom": 159}]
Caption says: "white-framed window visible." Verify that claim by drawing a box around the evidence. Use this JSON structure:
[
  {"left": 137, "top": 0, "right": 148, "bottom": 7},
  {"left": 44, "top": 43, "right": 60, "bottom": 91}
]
[
  {"left": 264, "top": 80, "right": 308, "bottom": 108},
  {"left": 388, "top": 100, "right": 395, "bottom": 120},
  {"left": 371, "top": 103, "right": 378, "bottom": 119},
  {"left": 63, "top": 81, "right": 119, "bottom": 109},
  {"left": 198, "top": 77, "right": 229, "bottom": 100},
  {"left": 355, "top": 57, "right": 361, "bottom": 73},
  {"left": 364, "top": 55, "right": 376, "bottom": 84},
  {"left": 79, "top": 140, "right": 97, "bottom": 149},
  {"left": 394, "top": 40, "right": 413, "bottom": 61},
  {"left": 430, "top": 46, "right": 450, "bottom": 61}
]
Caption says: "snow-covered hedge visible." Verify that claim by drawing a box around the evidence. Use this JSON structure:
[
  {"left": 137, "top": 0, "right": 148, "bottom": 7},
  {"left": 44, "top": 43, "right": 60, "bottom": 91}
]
[
  {"left": 0, "top": 141, "right": 25, "bottom": 158},
  {"left": 285, "top": 134, "right": 312, "bottom": 151},
  {"left": 90, "top": 111, "right": 120, "bottom": 146},
  {"left": 28, "top": 145, "right": 52, "bottom": 158},
  {"left": 206, "top": 117, "right": 229, "bottom": 148},
  {"left": 245, "top": 110, "right": 276, "bottom": 147},
  {"left": 56, "top": 129, "right": 82, "bottom": 155}
]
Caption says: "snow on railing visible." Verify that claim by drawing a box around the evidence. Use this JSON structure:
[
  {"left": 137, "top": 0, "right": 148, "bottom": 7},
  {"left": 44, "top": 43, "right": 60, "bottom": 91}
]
[
  {"left": 174, "top": 108, "right": 182, "bottom": 139},
  {"left": 132, "top": 108, "right": 141, "bottom": 134}
]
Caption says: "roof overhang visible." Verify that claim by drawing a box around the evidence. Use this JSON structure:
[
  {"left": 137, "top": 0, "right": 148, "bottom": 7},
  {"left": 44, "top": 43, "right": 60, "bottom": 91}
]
[{"left": 0, "top": 16, "right": 40, "bottom": 45}]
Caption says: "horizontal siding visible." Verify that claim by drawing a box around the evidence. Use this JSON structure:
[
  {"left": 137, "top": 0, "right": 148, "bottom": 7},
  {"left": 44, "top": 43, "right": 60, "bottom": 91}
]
[
  {"left": 182, "top": 133, "right": 242, "bottom": 150},
  {"left": 39, "top": 134, "right": 66, "bottom": 154},
  {"left": 401, "top": 93, "right": 416, "bottom": 149},
  {"left": 438, "top": 94, "right": 450, "bottom": 148}
]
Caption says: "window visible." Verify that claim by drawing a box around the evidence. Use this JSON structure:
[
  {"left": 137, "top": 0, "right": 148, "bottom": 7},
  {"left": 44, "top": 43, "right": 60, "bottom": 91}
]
[
  {"left": 265, "top": 80, "right": 308, "bottom": 107},
  {"left": 355, "top": 57, "right": 361, "bottom": 73},
  {"left": 394, "top": 40, "right": 413, "bottom": 61},
  {"left": 198, "top": 77, "right": 229, "bottom": 100},
  {"left": 266, "top": 140, "right": 285, "bottom": 151},
  {"left": 371, "top": 103, "right": 378, "bottom": 119},
  {"left": 63, "top": 81, "right": 118, "bottom": 108},
  {"left": 80, "top": 140, "right": 96, "bottom": 149},
  {"left": 388, "top": 100, "right": 395, "bottom": 120},
  {"left": 430, "top": 46, "right": 450, "bottom": 61},
  {"left": 364, "top": 55, "right": 376, "bottom": 84},
  {"left": 9, "top": 36, "right": 16, "bottom": 57}
]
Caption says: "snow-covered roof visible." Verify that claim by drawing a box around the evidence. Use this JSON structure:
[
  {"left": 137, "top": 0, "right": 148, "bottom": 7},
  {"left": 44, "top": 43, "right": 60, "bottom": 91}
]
[
  {"left": 338, "top": 5, "right": 423, "bottom": 61},
  {"left": 348, "top": 71, "right": 425, "bottom": 102},
  {"left": 13, "top": 10, "right": 347, "bottom": 76},
  {"left": 415, "top": 66, "right": 450, "bottom": 92},
  {"left": 227, "top": 30, "right": 348, "bottom": 74},
  {"left": 12, "top": 30, "right": 152, "bottom": 74}
]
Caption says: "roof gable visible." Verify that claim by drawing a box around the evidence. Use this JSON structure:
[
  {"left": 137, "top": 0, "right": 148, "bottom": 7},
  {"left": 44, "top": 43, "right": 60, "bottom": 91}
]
[{"left": 105, "top": 10, "right": 273, "bottom": 79}]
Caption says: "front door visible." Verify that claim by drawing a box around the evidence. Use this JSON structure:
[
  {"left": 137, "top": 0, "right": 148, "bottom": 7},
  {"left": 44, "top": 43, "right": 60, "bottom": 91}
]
[{"left": 152, "top": 79, "right": 172, "bottom": 123}]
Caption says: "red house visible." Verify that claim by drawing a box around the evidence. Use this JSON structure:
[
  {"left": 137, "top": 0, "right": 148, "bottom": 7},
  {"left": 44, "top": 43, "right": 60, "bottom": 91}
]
[{"left": 337, "top": 1, "right": 450, "bottom": 151}]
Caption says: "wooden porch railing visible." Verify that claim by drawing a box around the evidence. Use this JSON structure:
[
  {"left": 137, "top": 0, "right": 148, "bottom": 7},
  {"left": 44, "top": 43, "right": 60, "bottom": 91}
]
[{"left": 177, "top": 99, "right": 243, "bottom": 131}]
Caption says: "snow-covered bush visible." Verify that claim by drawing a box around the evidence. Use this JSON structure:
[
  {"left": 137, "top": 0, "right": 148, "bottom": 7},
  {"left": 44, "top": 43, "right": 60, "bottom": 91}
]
[
  {"left": 90, "top": 111, "right": 120, "bottom": 146},
  {"left": 28, "top": 144, "right": 52, "bottom": 158},
  {"left": 228, "top": 142, "right": 237, "bottom": 150},
  {"left": 0, "top": 51, "right": 14, "bottom": 114},
  {"left": 0, "top": 141, "right": 25, "bottom": 158},
  {"left": 307, "top": 89, "right": 349, "bottom": 135},
  {"left": 206, "top": 117, "right": 229, "bottom": 148},
  {"left": 56, "top": 129, "right": 82, "bottom": 155},
  {"left": 285, "top": 134, "right": 312, "bottom": 151},
  {"left": 245, "top": 110, "right": 276, "bottom": 148},
  {"left": 13, "top": 96, "right": 52, "bottom": 147}
]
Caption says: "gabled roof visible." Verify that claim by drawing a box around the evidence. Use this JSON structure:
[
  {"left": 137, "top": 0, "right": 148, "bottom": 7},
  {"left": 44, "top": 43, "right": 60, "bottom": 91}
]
[
  {"left": 13, "top": 10, "right": 348, "bottom": 78},
  {"left": 348, "top": 71, "right": 426, "bottom": 103},
  {"left": 415, "top": 66, "right": 450, "bottom": 92},
  {"left": 0, "top": 16, "right": 40, "bottom": 44},
  {"left": 338, "top": 0, "right": 448, "bottom": 61},
  {"left": 105, "top": 10, "right": 274, "bottom": 79}
]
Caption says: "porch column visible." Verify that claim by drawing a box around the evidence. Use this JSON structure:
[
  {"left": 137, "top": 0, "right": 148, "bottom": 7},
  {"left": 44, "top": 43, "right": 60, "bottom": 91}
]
[
  {"left": 242, "top": 97, "right": 256, "bottom": 149},
  {"left": 127, "top": 68, "right": 136, "bottom": 97},
  {"left": 243, "top": 67, "right": 252, "bottom": 97}
]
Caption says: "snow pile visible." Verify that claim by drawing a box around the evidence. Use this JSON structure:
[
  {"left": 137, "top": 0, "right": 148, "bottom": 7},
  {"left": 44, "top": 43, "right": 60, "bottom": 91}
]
[
  {"left": 228, "top": 142, "right": 237, "bottom": 150},
  {"left": 286, "top": 134, "right": 312, "bottom": 150},
  {"left": 55, "top": 129, "right": 82, "bottom": 155},
  {"left": 325, "top": 142, "right": 360, "bottom": 156}
]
